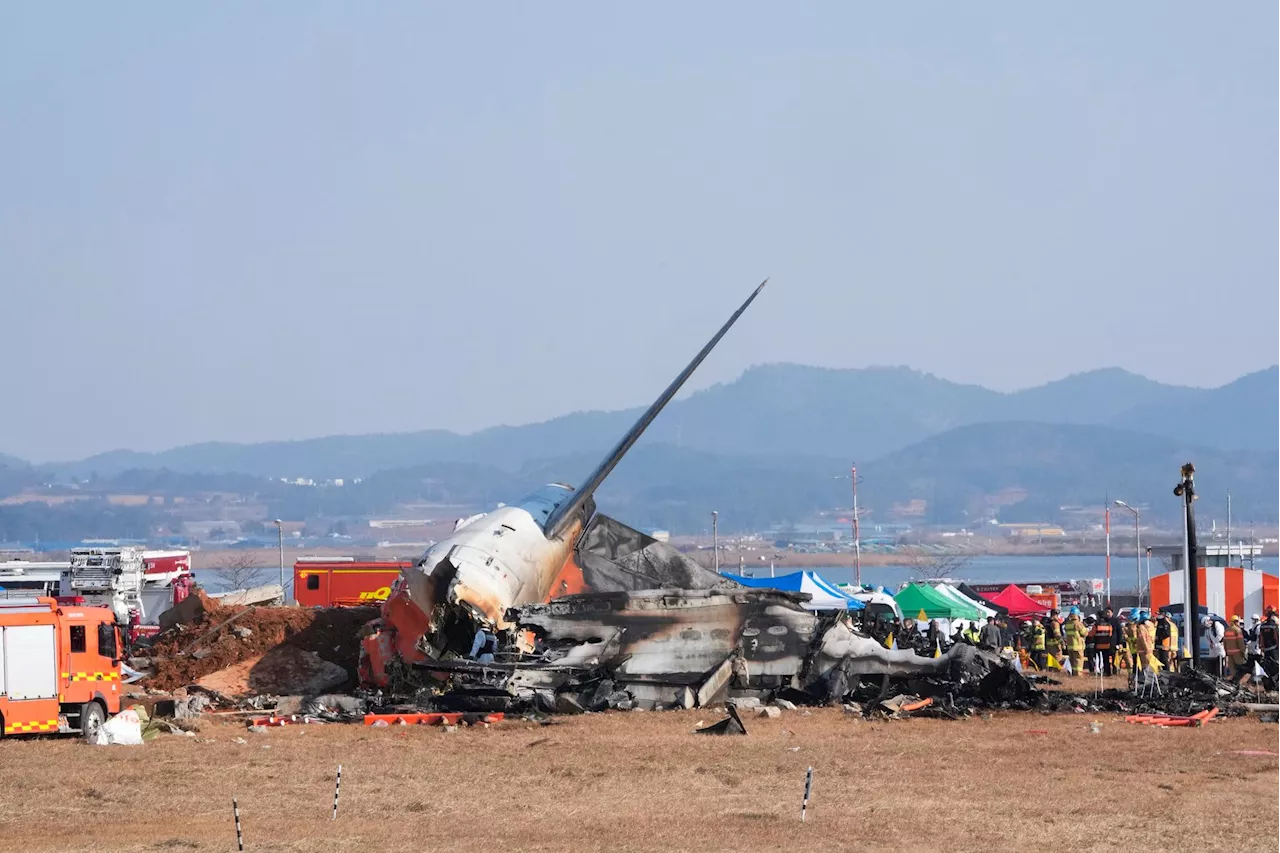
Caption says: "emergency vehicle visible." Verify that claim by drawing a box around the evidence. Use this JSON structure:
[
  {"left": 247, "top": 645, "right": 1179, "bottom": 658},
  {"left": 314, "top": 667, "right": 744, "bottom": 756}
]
[
  {"left": 0, "top": 597, "right": 124, "bottom": 740},
  {"left": 294, "top": 558, "right": 414, "bottom": 607}
]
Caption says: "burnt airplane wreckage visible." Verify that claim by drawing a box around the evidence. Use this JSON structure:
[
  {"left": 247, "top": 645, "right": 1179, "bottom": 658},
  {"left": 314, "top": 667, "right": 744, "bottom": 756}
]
[{"left": 356, "top": 280, "right": 1018, "bottom": 713}]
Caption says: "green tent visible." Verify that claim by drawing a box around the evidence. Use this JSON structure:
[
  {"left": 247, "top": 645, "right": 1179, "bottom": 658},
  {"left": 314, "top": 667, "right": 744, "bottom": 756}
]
[{"left": 894, "top": 583, "right": 983, "bottom": 621}]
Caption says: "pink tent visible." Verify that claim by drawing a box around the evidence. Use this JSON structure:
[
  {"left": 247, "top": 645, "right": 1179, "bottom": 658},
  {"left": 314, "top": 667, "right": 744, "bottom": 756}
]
[{"left": 983, "top": 584, "right": 1049, "bottom": 618}]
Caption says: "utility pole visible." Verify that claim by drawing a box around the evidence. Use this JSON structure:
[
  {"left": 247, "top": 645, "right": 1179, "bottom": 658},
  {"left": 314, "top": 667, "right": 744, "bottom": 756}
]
[
  {"left": 1115, "top": 501, "right": 1140, "bottom": 607},
  {"left": 1174, "top": 464, "right": 1200, "bottom": 668},
  {"left": 274, "top": 519, "right": 286, "bottom": 604},
  {"left": 711, "top": 511, "right": 719, "bottom": 573},
  {"left": 1226, "top": 490, "right": 1232, "bottom": 566},
  {"left": 851, "top": 463, "right": 862, "bottom": 588},
  {"left": 1104, "top": 497, "right": 1111, "bottom": 604}
]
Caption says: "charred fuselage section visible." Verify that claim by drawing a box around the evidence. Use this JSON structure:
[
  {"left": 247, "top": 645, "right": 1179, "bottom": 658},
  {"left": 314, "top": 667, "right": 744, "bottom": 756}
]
[{"left": 408, "top": 585, "right": 1003, "bottom": 713}]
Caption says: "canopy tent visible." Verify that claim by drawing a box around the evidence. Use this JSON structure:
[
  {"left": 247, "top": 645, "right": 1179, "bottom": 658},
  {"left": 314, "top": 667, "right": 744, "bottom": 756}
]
[
  {"left": 836, "top": 585, "right": 902, "bottom": 620},
  {"left": 894, "top": 583, "right": 982, "bottom": 621},
  {"left": 721, "top": 571, "right": 865, "bottom": 611},
  {"left": 957, "top": 582, "right": 1008, "bottom": 617},
  {"left": 982, "top": 584, "right": 1049, "bottom": 618},
  {"left": 935, "top": 583, "right": 997, "bottom": 622}
]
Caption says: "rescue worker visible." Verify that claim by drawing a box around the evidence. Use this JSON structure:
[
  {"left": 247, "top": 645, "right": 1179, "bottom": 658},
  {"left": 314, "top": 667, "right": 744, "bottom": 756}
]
[
  {"left": 1091, "top": 609, "right": 1116, "bottom": 676},
  {"left": 1043, "top": 609, "right": 1064, "bottom": 664},
  {"left": 1134, "top": 612, "right": 1156, "bottom": 672},
  {"left": 1083, "top": 615, "right": 1098, "bottom": 671},
  {"left": 1203, "top": 615, "right": 1226, "bottom": 678},
  {"left": 963, "top": 621, "right": 981, "bottom": 645},
  {"left": 1169, "top": 615, "right": 1182, "bottom": 672},
  {"left": 1063, "top": 609, "right": 1087, "bottom": 676},
  {"left": 469, "top": 628, "right": 498, "bottom": 663},
  {"left": 1029, "top": 617, "right": 1047, "bottom": 670},
  {"left": 1223, "top": 616, "right": 1248, "bottom": 680},
  {"left": 1258, "top": 607, "right": 1279, "bottom": 684},
  {"left": 1245, "top": 615, "right": 1261, "bottom": 653},
  {"left": 979, "top": 615, "right": 1002, "bottom": 650},
  {"left": 1120, "top": 611, "right": 1137, "bottom": 672},
  {"left": 1154, "top": 611, "right": 1173, "bottom": 671}
]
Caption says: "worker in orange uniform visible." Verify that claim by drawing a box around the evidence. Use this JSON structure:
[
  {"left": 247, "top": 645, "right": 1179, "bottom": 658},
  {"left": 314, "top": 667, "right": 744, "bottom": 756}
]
[
  {"left": 1134, "top": 612, "right": 1157, "bottom": 672},
  {"left": 1063, "top": 608, "right": 1087, "bottom": 676},
  {"left": 1090, "top": 609, "right": 1115, "bottom": 676},
  {"left": 1223, "top": 617, "right": 1248, "bottom": 681}
]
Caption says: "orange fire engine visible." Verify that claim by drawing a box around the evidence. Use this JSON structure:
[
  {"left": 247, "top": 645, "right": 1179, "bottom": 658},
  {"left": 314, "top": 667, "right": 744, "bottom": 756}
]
[
  {"left": 294, "top": 558, "right": 415, "bottom": 608},
  {"left": 0, "top": 597, "right": 124, "bottom": 740}
]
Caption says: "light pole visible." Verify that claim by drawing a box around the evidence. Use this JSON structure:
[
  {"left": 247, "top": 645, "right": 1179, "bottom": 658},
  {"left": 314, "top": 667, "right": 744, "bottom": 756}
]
[
  {"left": 274, "top": 519, "right": 286, "bottom": 604},
  {"left": 711, "top": 511, "right": 719, "bottom": 573},
  {"left": 1114, "top": 501, "right": 1140, "bottom": 607},
  {"left": 1173, "top": 464, "right": 1200, "bottom": 668},
  {"left": 832, "top": 467, "right": 865, "bottom": 587}
]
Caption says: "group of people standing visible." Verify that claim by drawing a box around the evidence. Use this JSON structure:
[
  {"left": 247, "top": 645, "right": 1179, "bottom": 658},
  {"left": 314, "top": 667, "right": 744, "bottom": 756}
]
[{"left": 875, "top": 604, "right": 1280, "bottom": 686}]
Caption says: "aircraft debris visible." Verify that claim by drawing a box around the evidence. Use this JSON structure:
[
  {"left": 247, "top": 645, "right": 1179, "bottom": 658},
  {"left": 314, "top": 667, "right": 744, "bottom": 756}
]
[
  {"left": 359, "top": 282, "right": 769, "bottom": 692},
  {"left": 694, "top": 703, "right": 747, "bottom": 736}
]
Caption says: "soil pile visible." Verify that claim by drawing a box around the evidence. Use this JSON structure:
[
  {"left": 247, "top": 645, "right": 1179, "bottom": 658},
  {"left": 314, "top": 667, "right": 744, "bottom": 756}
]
[{"left": 146, "top": 605, "right": 377, "bottom": 692}]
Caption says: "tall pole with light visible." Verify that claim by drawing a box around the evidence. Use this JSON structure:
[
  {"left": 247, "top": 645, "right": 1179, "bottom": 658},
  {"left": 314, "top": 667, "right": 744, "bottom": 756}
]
[
  {"left": 1104, "top": 497, "right": 1111, "bottom": 604},
  {"left": 711, "top": 511, "right": 719, "bottom": 574},
  {"left": 851, "top": 463, "right": 862, "bottom": 588},
  {"left": 1114, "top": 500, "right": 1140, "bottom": 607},
  {"left": 1174, "top": 464, "right": 1200, "bottom": 668},
  {"left": 274, "top": 519, "right": 286, "bottom": 604}
]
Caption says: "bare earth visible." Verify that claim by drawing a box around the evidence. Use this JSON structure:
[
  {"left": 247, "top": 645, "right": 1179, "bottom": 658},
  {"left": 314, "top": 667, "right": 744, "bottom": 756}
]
[{"left": 0, "top": 709, "right": 1275, "bottom": 853}]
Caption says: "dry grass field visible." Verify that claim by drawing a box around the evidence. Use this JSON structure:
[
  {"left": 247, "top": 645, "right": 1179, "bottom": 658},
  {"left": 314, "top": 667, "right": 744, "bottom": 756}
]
[{"left": 0, "top": 708, "right": 1275, "bottom": 853}]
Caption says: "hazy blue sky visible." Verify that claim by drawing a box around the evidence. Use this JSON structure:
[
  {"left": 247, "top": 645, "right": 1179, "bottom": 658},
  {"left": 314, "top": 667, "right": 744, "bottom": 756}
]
[{"left": 2, "top": 3, "right": 1275, "bottom": 461}]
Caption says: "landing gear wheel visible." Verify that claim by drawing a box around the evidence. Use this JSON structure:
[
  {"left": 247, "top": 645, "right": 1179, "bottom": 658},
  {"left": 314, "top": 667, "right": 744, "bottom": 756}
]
[{"left": 80, "top": 702, "right": 106, "bottom": 743}]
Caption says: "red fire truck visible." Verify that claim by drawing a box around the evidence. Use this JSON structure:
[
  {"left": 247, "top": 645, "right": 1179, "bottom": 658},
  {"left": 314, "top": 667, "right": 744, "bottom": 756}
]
[
  {"left": 0, "top": 597, "right": 124, "bottom": 740},
  {"left": 294, "top": 558, "right": 415, "bottom": 608}
]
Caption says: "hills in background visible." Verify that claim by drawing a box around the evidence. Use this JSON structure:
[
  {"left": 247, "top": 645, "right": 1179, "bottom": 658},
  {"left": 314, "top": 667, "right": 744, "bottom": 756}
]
[{"left": 1, "top": 365, "right": 1276, "bottom": 532}]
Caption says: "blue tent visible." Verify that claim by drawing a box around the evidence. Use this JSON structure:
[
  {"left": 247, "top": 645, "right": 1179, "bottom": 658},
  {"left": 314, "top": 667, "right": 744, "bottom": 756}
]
[{"left": 721, "top": 571, "right": 865, "bottom": 611}]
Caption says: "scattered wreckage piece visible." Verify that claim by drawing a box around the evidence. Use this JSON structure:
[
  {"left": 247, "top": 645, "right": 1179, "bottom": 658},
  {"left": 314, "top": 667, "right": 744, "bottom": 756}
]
[
  {"left": 695, "top": 704, "right": 748, "bottom": 736},
  {"left": 1125, "top": 707, "right": 1220, "bottom": 728},
  {"left": 362, "top": 712, "right": 504, "bottom": 727}
]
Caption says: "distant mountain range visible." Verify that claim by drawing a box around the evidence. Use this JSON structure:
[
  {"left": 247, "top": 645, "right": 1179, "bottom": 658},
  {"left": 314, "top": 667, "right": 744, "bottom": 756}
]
[
  {"left": 1, "top": 365, "right": 1275, "bottom": 531},
  {"left": 15, "top": 364, "right": 1277, "bottom": 479}
]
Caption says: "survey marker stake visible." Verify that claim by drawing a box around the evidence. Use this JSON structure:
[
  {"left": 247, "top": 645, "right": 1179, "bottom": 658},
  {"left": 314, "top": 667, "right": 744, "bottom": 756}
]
[
  {"left": 232, "top": 798, "right": 244, "bottom": 851},
  {"left": 332, "top": 764, "right": 342, "bottom": 820},
  {"left": 801, "top": 766, "right": 814, "bottom": 822}
]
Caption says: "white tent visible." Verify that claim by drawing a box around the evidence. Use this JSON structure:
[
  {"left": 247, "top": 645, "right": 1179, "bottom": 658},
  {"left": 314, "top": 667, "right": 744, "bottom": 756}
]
[{"left": 934, "top": 583, "right": 997, "bottom": 627}]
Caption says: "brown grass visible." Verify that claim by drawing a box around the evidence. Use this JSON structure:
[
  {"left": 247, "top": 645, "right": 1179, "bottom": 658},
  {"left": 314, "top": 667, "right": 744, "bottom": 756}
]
[{"left": 0, "top": 709, "right": 1275, "bottom": 853}]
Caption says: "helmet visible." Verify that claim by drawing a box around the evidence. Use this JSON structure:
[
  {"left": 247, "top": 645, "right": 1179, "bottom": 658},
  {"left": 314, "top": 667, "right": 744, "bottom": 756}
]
[
  {"left": 1070, "top": 606, "right": 1081, "bottom": 615},
  {"left": 1232, "top": 615, "right": 1242, "bottom": 622}
]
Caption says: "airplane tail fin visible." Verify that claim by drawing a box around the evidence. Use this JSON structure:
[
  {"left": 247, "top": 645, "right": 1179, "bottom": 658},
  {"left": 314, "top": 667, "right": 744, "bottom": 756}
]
[{"left": 544, "top": 279, "right": 768, "bottom": 539}]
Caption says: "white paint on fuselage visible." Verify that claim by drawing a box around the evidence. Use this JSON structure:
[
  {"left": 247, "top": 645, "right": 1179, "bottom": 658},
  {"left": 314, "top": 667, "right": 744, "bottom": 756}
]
[{"left": 400, "top": 484, "right": 578, "bottom": 629}]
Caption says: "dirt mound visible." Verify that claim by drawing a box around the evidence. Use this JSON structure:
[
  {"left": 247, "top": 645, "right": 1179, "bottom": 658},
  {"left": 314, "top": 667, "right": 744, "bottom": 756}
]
[
  {"left": 195, "top": 647, "right": 349, "bottom": 697},
  {"left": 146, "top": 605, "right": 377, "bottom": 692}
]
